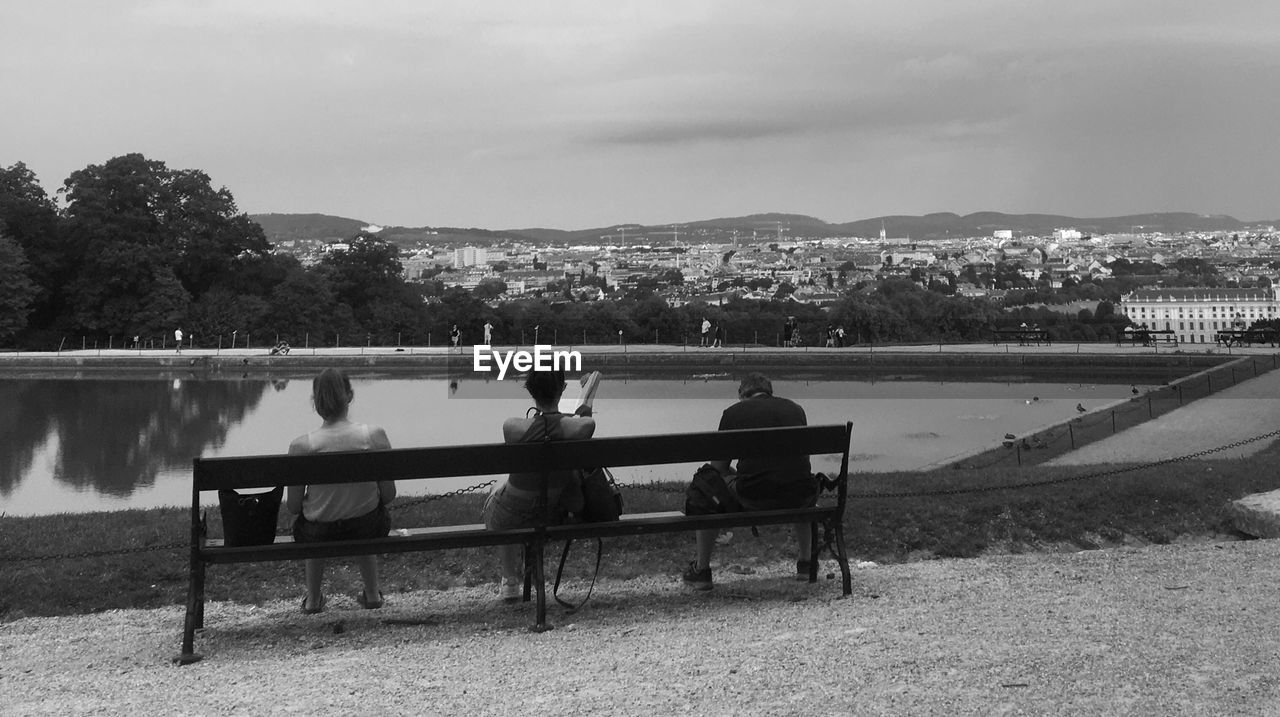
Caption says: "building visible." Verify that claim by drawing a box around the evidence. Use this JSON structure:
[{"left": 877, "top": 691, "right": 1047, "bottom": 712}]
[
  {"left": 1119, "top": 287, "right": 1276, "bottom": 344},
  {"left": 452, "top": 246, "right": 489, "bottom": 267}
]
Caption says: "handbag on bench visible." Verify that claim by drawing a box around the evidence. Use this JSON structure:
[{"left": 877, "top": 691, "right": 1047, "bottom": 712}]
[{"left": 218, "top": 486, "right": 283, "bottom": 547}]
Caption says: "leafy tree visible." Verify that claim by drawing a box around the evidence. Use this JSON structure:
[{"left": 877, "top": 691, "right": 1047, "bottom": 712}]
[
  {"left": 63, "top": 242, "right": 191, "bottom": 336},
  {"left": 473, "top": 278, "right": 508, "bottom": 300},
  {"left": 319, "top": 233, "right": 404, "bottom": 307},
  {"left": 0, "top": 162, "right": 66, "bottom": 333},
  {"left": 316, "top": 232, "right": 429, "bottom": 338},
  {"left": 59, "top": 153, "right": 267, "bottom": 334},
  {"left": 0, "top": 234, "right": 37, "bottom": 343},
  {"left": 261, "top": 265, "right": 354, "bottom": 344},
  {"left": 1172, "top": 258, "right": 1217, "bottom": 276},
  {"left": 187, "top": 288, "right": 268, "bottom": 344},
  {"left": 655, "top": 268, "right": 684, "bottom": 286}
]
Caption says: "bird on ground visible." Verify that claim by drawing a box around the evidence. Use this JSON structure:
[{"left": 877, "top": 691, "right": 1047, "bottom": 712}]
[
  {"left": 1004, "top": 433, "right": 1016, "bottom": 440},
  {"left": 1076, "top": 403, "right": 1086, "bottom": 412},
  {"left": 1131, "top": 385, "right": 1140, "bottom": 395}
]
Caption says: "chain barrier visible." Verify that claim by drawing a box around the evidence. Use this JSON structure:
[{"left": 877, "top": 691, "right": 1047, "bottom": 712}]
[
  {"left": 853, "top": 427, "right": 1280, "bottom": 499},
  {"left": 0, "top": 541, "right": 188, "bottom": 564},
  {"left": 387, "top": 480, "right": 497, "bottom": 511}
]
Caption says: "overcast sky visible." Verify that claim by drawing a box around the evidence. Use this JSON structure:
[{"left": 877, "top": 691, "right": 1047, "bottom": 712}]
[{"left": 3, "top": 1, "right": 1278, "bottom": 229}]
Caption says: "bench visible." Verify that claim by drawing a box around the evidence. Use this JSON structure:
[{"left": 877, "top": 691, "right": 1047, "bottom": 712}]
[
  {"left": 176, "top": 423, "right": 853, "bottom": 664},
  {"left": 1216, "top": 329, "right": 1276, "bottom": 348},
  {"left": 1117, "top": 329, "right": 1177, "bottom": 347},
  {"left": 991, "top": 328, "right": 1051, "bottom": 346}
]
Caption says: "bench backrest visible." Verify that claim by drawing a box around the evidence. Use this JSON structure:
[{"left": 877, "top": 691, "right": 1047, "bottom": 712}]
[{"left": 193, "top": 423, "right": 852, "bottom": 493}]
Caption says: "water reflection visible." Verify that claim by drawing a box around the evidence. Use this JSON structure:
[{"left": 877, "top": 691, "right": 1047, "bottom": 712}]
[{"left": 0, "top": 379, "right": 267, "bottom": 499}]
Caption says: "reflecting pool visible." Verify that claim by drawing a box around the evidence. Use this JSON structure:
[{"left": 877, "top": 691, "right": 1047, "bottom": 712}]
[{"left": 0, "top": 375, "right": 1143, "bottom": 516}]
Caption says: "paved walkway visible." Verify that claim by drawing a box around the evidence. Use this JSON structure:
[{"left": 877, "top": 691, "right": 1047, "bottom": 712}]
[
  {"left": 1048, "top": 359, "right": 1280, "bottom": 465},
  {"left": 3, "top": 341, "right": 1278, "bottom": 358}
]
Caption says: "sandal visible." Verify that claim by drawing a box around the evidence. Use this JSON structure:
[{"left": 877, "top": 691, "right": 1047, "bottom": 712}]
[
  {"left": 356, "top": 590, "right": 384, "bottom": 610},
  {"left": 301, "top": 595, "right": 325, "bottom": 614}
]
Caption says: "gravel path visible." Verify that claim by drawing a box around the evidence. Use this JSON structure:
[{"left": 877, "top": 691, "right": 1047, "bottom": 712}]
[{"left": 4, "top": 540, "right": 1280, "bottom": 715}]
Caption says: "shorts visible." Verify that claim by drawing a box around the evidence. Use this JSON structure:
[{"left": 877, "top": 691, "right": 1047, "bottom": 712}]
[
  {"left": 293, "top": 503, "right": 390, "bottom": 543},
  {"left": 483, "top": 482, "right": 566, "bottom": 529},
  {"left": 728, "top": 474, "right": 818, "bottom": 512}
]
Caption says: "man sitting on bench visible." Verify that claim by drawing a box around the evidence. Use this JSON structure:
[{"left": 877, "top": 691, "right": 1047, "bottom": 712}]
[{"left": 682, "top": 372, "right": 818, "bottom": 591}]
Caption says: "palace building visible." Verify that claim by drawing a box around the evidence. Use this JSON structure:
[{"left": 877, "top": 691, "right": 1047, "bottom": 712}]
[{"left": 1119, "top": 287, "right": 1276, "bottom": 344}]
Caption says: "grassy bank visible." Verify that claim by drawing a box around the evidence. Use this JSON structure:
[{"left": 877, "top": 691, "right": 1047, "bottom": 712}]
[{"left": 4, "top": 444, "right": 1279, "bottom": 622}]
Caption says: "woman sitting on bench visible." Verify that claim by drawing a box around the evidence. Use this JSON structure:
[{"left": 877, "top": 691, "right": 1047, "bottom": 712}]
[
  {"left": 483, "top": 367, "right": 595, "bottom": 603},
  {"left": 286, "top": 368, "right": 396, "bottom": 614}
]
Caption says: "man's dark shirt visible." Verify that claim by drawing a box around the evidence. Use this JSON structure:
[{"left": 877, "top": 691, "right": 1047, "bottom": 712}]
[{"left": 718, "top": 394, "right": 814, "bottom": 504}]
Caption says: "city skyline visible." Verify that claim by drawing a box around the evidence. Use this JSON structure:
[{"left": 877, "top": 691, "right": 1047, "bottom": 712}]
[{"left": 3, "top": 1, "right": 1279, "bottom": 229}]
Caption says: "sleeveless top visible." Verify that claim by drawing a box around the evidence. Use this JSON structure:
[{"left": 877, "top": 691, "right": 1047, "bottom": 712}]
[
  {"left": 507, "top": 412, "right": 578, "bottom": 493},
  {"left": 299, "top": 423, "right": 381, "bottom": 522}
]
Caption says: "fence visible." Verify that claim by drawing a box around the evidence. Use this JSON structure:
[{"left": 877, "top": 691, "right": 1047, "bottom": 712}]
[{"left": 950, "top": 354, "right": 1279, "bottom": 470}]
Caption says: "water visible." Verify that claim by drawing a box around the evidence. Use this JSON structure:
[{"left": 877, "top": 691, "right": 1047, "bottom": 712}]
[{"left": 0, "top": 375, "right": 1141, "bottom": 516}]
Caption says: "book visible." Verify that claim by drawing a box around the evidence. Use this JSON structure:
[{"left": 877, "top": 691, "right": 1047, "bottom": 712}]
[{"left": 561, "top": 371, "right": 602, "bottom": 414}]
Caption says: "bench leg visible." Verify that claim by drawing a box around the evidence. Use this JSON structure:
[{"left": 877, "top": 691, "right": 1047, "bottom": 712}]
[
  {"left": 521, "top": 543, "right": 532, "bottom": 603},
  {"left": 833, "top": 520, "right": 853, "bottom": 596},
  {"left": 530, "top": 539, "right": 553, "bottom": 632},
  {"left": 174, "top": 559, "right": 205, "bottom": 665},
  {"left": 807, "top": 522, "right": 820, "bottom": 583}
]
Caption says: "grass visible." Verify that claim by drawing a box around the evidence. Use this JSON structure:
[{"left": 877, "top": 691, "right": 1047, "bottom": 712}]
[{"left": 4, "top": 442, "right": 1280, "bottom": 623}]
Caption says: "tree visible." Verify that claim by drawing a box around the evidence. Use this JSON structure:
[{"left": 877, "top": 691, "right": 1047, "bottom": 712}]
[
  {"left": 318, "top": 233, "right": 418, "bottom": 333},
  {"left": 0, "top": 162, "right": 66, "bottom": 333},
  {"left": 0, "top": 234, "right": 37, "bottom": 343},
  {"left": 59, "top": 153, "right": 267, "bottom": 334},
  {"left": 261, "top": 265, "right": 355, "bottom": 344},
  {"left": 63, "top": 242, "right": 191, "bottom": 335},
  {"left": 473, "top": 278, "right": 508, "bottom": 300}
]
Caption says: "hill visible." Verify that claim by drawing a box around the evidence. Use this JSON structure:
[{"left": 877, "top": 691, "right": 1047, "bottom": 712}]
[
  {"left": 251, "top": 211, "right": 1275, "bottom": 246},
  {"left": 249, "top": 213, "right": 369, "bottom": 242},
  {"left": 250, "top": 213, "right": 530, "bottom": 247},
  {"left": 833, "top": 212, "right": 1263, "bottom": 240}
]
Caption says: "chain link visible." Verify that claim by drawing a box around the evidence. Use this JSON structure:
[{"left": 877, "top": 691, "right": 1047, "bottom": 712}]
[
  {"left": 0, "top": 541, "right": 187, "bottom": 563},
  {"left": 388, "top": 479, "right": 497, "bottom": 511}
]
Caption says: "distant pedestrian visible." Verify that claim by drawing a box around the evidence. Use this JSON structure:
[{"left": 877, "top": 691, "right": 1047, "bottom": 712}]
[
  {"left": 713, "top": 324, "right": 725, "bottom": 348},
  {"left": 174, "top": 327, "right": 184, "bottom": 353},
  {"left": 783, "top": 317, "right": 797, "bottom": 347},
  {"left": 483, "top": 321, "right": 494, "bottom": 346},
  {"left": 824, "top": 325, "right": 835, "bottom": 348},
  {"left": 450, "top": 324, "right": 461, "bottom": 351},
  {"left": 836, "top": 325, "right": 846, "bottom": 348},
  {"left": 700, "top": 317, "right": 711, "bottom": 347}
]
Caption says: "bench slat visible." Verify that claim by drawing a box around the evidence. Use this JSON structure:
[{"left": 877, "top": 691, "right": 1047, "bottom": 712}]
[
  {"left": 197, "top": 507, "right": 840, "bottom": 563},
  {"left": 194, "top": 424, "right": 849, "bottom": 490}
]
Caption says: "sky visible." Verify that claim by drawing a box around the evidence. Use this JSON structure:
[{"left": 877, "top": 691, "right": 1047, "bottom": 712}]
[{"left": 3, "top": 1, "right": 1279, "bottom": 230}]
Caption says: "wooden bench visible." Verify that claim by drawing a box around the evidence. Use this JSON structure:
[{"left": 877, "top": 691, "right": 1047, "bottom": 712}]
[
  {"left": 176, "top": 423, "right": 853, "bottom": 664},
  {"left": 1118, "top": 329, "right": 1177, "bottom": 347},
  {"left": 992, "top": 328, "right": 1051, "bottom": 346},
  {"left": 1215, "top": 329, "right": 1276, "bottom": 348}
]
